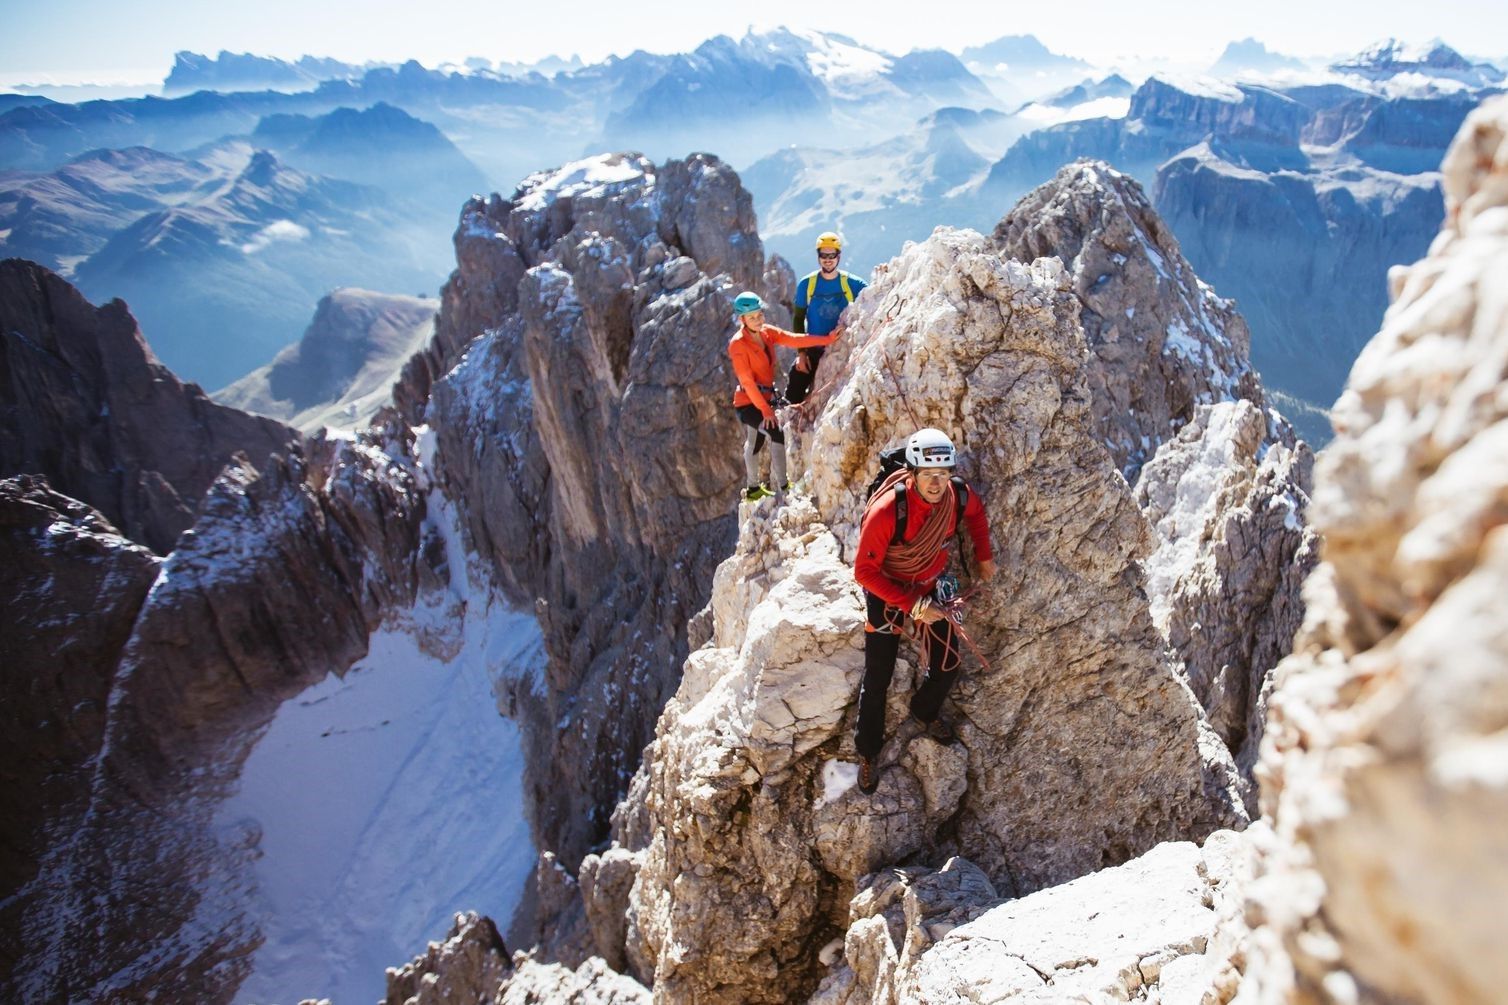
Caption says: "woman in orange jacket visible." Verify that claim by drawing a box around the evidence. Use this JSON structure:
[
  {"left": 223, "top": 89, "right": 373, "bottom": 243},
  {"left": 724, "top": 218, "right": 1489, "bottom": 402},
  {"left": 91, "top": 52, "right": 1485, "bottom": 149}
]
[{"left": 727, "top": 291, "right": 842, "bottom": 502}]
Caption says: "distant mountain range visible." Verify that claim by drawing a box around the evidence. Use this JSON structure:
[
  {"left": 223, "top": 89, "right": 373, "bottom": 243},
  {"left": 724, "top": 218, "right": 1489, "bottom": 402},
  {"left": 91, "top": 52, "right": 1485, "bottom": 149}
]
[
  {"left": 960, "top": 34, "right": 1089, "bottom": 78},
  {"left": 969, "top": 45, "right": 1497, "bottom": 419},
  {"left": 0, "top": 101, "right": 474, "bottom": 387},
  {"left": 1, "top": 27, "right": 1014, "bottom": 389},
  {"left": 163, "top": 49, "right": 586, "bottom": 96},
  {"left": 163, "top": 51, "right": 374, "bottom": 95},
  {"left": 1, "top": 146, "right": 223, "bottom": 273},
  {"left": 1332, "top": 38, "right": 1505, "bottom": 88},
  {"left": 1, "top": 28, "right": 1003, "bottom": 188},
  {"left": 4, "top": 29, "right": 1498, "bottom": 426},
  {"left": 247, "top": 101, "right": 488, "bottom": 216},
  {"left": 959, "top": 35, "right": 1095, "bottom": 106},
  {"left": 745, "top": 105, "right": 1014, "bottom": 274},
  {"left": 60, "top": 146, "right": 442, "bottom": 388},
  {"left": 1210, "top": 39, "right": 1307, "bottom": 77},
  {"left": 742, "top": 39, "right": 1501, "bottom": 437}
]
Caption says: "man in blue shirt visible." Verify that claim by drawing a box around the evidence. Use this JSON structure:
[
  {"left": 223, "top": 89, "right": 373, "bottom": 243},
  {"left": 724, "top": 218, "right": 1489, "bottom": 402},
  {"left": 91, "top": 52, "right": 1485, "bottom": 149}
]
[{"left": 787, "top": 231, "right": 866, "bottom": 404}]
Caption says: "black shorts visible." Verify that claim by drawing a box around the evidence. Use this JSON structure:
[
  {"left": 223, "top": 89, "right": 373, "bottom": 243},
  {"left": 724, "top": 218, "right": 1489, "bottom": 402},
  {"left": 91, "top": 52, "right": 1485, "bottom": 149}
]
[{"left": 736, "top": 404, "right": 785, "bottom": 445}]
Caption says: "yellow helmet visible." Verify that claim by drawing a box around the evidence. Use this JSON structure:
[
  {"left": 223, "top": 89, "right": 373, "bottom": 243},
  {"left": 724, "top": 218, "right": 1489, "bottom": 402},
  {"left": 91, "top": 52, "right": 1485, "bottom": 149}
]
[{"left": 815, "top": 231, "right": 842, "bottom": 252}]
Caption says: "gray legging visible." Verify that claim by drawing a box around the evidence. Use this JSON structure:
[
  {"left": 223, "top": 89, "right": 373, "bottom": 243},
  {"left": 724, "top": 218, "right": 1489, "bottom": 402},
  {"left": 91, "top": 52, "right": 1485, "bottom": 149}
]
[{"left": 736, "top": 404, "right": 787, "bottom": 489}]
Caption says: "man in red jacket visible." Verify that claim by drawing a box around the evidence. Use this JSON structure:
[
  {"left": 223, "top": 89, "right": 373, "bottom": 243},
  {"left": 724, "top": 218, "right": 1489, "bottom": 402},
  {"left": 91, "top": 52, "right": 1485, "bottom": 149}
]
[{"left": 853, "top": 428, "right": 996, "bottom": 794}]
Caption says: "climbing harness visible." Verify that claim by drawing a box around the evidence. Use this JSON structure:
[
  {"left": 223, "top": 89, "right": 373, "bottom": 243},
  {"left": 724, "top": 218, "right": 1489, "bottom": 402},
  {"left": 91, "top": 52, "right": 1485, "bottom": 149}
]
[{"left": 906, "top": 579, "right": 993, "bottom": 677}]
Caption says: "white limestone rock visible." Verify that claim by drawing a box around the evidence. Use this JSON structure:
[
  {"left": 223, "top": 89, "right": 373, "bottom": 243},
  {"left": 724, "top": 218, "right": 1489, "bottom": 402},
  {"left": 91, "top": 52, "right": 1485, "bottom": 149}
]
[
  {"left": 382, "top": 912, "right": 509, "bottom": 1005},
  {"left": 897, "top": 832, "right": 1253, "bottom": 1004},
  {"left": 807, "top": 228, "right": 1246, "bottom": 889},
  {"left": 1135, "top": 399, "right": 1319, "bottom": 798},
  {"left": 988, "top": 162, "right": 1316, "bottom": 796},
  {"left": 994, "top": 159, "right": 1261, "bottom": 482},
  {"left": 1243, "top": 94, "right": 1508, "bottom": 1004}
]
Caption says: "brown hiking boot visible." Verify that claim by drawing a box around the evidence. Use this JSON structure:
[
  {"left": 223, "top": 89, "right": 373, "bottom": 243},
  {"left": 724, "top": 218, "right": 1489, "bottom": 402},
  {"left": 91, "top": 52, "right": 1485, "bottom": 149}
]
[
  {"left": 857, "top": 756, "right": 879, "bottom": 795},
  {"left": 918, "top": 716, "right": 958, "bottom": 745}
]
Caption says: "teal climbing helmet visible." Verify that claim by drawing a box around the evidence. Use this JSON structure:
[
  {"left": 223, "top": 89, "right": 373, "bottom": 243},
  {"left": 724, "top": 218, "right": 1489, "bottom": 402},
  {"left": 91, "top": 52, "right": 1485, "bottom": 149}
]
[{"left": 733, "top": 292, "right": 765, "bottom": 317}]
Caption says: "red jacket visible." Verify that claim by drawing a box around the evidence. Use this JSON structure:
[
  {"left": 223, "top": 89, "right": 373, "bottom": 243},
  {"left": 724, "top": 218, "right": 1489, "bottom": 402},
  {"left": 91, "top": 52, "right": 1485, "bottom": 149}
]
[
  {"left": 729, "top": 324, "right": 838, "bottom": 419},
  {"left": 855, "top": 478, "right": 993, "bottom": 609}
]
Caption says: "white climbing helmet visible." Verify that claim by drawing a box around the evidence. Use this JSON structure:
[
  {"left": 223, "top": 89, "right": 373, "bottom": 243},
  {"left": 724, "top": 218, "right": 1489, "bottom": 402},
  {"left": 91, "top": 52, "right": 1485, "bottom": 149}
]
[{"left": 905, "top": 428, "right": 956, "bottom": 469}]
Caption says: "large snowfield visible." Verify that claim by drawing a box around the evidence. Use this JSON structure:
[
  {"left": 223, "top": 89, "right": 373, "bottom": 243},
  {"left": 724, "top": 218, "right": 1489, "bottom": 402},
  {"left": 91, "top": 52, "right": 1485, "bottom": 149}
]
[
  {"left": 218, "top": 475, "right": 544, "bottom": 1004},
  {"left": 220, "top": 605, "right": 541, "bottom": 1004}
]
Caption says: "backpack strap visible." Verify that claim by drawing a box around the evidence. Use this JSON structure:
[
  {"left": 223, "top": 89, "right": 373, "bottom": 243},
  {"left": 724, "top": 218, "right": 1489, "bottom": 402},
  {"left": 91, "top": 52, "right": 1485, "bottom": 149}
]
[
  {"left": 890, "top": 481, "right": 908, "bottom": 546},
  {"left": 807, "top": 271, "right": 856, "bottom": 305},
  {"left": 951, "top": 476, "right": 968, "bottom": 527}
]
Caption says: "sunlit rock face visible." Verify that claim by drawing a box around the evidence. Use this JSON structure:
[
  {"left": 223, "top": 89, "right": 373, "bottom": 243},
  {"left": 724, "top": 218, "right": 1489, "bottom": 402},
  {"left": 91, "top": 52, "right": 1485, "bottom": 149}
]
[
  {"left": 574, "top": 227, "right": 1253, "bottom": 1003},
  {"left": 993, "top": 162, "right": 1318, "bottom": 799},
  {"left": 993, "top": 159, "right": 1261, "bottom": 484}
]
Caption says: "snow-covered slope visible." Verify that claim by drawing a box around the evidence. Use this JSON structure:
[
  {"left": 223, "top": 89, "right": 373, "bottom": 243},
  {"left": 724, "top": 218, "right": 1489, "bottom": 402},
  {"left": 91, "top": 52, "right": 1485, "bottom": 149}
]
[{"left": 222, "top": 483, "right": 542, "bottom": 1004}]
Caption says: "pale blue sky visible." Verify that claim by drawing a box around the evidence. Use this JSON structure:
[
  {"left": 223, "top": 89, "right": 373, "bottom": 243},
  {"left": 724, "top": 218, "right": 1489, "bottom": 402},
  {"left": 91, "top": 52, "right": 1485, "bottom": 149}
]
[{"left": 3, "top": 0, "right": 1506, "bottom": 84}]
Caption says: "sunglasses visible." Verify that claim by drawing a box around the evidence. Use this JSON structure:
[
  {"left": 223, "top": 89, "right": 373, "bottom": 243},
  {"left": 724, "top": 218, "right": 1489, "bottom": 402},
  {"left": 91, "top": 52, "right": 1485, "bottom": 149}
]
[{"left": 817, "top": 252, "right": 839, "bottom": 260}]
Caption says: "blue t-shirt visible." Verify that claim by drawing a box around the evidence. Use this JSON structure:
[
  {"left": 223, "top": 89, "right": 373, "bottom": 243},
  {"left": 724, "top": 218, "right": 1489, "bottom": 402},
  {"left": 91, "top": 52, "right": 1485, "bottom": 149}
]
[{"left": 794, "top": 270, "right": 866, "bottom": 336}]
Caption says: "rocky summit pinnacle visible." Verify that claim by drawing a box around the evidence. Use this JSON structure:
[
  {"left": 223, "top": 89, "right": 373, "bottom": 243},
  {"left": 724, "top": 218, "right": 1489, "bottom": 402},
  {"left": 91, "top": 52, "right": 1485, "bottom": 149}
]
[{"left": 419, "top": 150, "right": 795, "bottom": 875}]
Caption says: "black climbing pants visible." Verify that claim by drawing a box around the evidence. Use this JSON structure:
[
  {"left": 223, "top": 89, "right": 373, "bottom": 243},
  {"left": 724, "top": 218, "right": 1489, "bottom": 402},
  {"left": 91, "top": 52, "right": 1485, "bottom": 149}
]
[
  {"left": 855, "top": 589, "right": 962, "bottom": 759},
  {"left": 785, "top": 347, "right": 826, "bottom": 405}
]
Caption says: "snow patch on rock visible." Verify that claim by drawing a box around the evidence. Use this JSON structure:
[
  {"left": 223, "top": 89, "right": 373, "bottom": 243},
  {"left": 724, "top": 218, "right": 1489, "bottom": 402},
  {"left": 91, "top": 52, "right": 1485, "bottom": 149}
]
[{"left": 514, "top": 154, "right": 653, "bottom": 213}]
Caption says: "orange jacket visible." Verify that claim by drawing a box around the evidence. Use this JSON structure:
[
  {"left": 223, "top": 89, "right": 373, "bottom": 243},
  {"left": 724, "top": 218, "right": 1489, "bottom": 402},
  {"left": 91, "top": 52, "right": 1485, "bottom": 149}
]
[{"left": 728, "top": 324, "right": 838, "bottom": 419}]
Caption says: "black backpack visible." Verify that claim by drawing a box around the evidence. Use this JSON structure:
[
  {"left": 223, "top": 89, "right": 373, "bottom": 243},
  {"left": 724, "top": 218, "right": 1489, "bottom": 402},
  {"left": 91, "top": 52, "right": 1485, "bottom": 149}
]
[{"left": 864, "top": 446, "right": 969, "bottom": 545}]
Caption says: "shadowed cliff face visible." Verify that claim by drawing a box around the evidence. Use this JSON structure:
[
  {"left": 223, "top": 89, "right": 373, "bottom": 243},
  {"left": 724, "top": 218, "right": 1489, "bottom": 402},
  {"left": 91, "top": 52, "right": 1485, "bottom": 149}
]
[
  {"left": 3, "top": 433, "right": 436, "bottom": 1004},
  {"left": 419, "top": 152, "right": 796, "bottom": 873},
  {"left": 0, "top": 259, "right": 303, "bottom": 554},
  {"left": 0, "top": 475, "right": 160, "bottom": 976},
  {"left": 3, "top": 150, "right": 794, "bottom": 1003}
]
